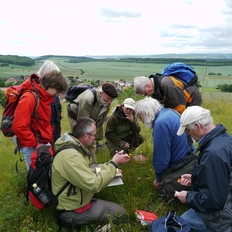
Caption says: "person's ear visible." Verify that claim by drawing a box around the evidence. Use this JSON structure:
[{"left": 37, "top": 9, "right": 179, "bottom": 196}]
[
  {"left": 145, "top": 83, "right": 149, "bottom": 88},
  {"left": 195, "top": 122, "right": 201, "bottom": 129},
  {"left": 83, "top": 133, "right": 88, "bottom": 140}
]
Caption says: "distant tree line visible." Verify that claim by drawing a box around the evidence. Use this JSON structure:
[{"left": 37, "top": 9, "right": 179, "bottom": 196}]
[
  {"left": 208, "top": 72, "right": 222, "bottom": 75},
  {"left": 31, "top": 55, "right": 232, "bottom": 66},
  {"left": 217, "top": 84, "right": 232, "bottom": 92},
  {"left": 68, "top": 57, "right": 96, "bottom": 63},
  {"left": 0, "top": 55, "right": 35, "bottom": 66},
  {"left": 0, "top": 63, "right": 9, "bottom": 67},
  {"left": 103, "top": 58, "right": 232, "bottom": 66}
]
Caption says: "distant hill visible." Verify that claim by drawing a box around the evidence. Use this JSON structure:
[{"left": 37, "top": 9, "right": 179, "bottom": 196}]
[
  {"left": 34, "top": 55, "right": 96, "bottom": 62},
  {"left": 86, "top": 53, "right": 232, "bottom": 60},
  {"left": 0, "top": 55, "right": 35, "bottom": 66},
  {"left": 31, "top": 53, "right": 232, "bottom": 66},
  {"left": 1, "top": 54, "right": 232, "bottom": 67}
]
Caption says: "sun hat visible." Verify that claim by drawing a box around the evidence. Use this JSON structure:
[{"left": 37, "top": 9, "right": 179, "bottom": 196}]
[
  {"left": 177, "top": 106, "right": 210, "bottom": 136},
  {"left": 123, "top": 98, "right": 136, "bottom": 110}
]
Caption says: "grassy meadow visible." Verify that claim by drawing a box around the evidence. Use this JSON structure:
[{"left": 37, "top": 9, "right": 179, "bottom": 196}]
[
  {"left": 1, "top": 94, "right": 232, "bottom": 231},
  {"left": 0, "top": 60, "right": 232, "bottom": 231}
]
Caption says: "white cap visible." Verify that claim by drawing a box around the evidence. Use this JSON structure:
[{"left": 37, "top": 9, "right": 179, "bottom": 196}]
[
  {"left": 123, "top": 98, "right": 135, "bottom": 110},
  {"left": 177, "top": 106, "right": 210, "bottom": 136}
]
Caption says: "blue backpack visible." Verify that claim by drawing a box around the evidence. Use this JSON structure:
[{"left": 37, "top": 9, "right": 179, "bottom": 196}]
[{"left": 161, "top": 62, "right": 198, "bottom": 86}]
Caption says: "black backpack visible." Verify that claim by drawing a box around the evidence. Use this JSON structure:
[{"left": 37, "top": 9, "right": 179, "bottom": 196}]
[
  {"left": 25, "top": 144, "right": 76, "bottom": 209},
  {"left": 65, "top": 84, "right": 97, "bottom": 106},
  {"left": 65, "top": 84, "right": 97, "bottom": 120}
]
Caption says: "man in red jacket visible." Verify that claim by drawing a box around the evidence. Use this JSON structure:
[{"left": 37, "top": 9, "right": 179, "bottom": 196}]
[{"left": 12, "top": 70, "right": 68, "bottom": 169}]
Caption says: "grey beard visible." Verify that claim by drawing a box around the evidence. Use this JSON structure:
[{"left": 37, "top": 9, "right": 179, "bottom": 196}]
[{"left": 100, "top": 98, "right": 109, "bottom": 107}]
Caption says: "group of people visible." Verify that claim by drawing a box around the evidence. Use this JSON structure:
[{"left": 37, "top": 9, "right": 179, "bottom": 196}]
[{"left": 11, "top": 61, "right": 232, "bottom": 231}]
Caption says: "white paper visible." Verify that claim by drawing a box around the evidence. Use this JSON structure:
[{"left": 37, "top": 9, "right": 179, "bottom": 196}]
[
  {"left": 107, "top": 177, "right": 124, "bottom": 187},
  {"left": 95, "top": 167, "right": 124, "bottom": 187}
]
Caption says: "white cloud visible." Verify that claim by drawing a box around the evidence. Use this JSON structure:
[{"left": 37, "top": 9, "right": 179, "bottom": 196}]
[{"left": 0, "top": 0, "right": 231, "bottom": 56}]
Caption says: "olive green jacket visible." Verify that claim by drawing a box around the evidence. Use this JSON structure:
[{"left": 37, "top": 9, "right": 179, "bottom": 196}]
[
  {"left": 105, "top": 106, "right": 141, "bottom": 147},
  {"left": 51, "top": 132, "right": 117, "bottom": 211}
]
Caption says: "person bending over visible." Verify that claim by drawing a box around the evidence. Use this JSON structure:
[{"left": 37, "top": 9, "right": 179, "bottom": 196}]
[{"left": 135, "top": 97, "right": 195, "bottom": 200}]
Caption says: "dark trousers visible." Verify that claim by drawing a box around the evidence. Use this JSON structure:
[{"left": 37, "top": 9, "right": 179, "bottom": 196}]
[{"left": 58, "top": 199, "right": 125, "bottom": 227}]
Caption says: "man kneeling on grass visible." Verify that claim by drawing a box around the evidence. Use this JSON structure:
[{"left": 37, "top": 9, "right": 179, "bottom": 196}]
[{"left": 52, "top": 117, "right": 130, "bottom": 230}]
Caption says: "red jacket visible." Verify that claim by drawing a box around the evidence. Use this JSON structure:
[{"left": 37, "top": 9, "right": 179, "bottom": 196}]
[{"left": 12, "top": 74, "right": 54, "bottom": 148}]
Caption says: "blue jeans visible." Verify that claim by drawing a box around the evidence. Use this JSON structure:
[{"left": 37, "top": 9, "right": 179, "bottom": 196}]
[
  {"left": 181, "top": 208, "right": 209, "bottom": 232},
  {"left": 20, "top": 147, "right": 36, "bottom": 170}
]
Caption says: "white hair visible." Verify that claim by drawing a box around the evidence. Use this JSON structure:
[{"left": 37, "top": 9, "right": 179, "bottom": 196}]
[
  {"left": 188, "top": 116, "right": 214, "bottom": 129},
  {"left": 135, "top": 97, "right": 161, "bottom": 128},
  {"left": 37, "top": 60, "right": 60, "bottom": 76},
  {"left": 134, "top": 76, "right": 150, "bottom": 93}
]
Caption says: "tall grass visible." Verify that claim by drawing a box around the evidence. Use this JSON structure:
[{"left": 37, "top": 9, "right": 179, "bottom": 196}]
[{"left": 0, "top": 96, "right": 232, "bottom": 231}]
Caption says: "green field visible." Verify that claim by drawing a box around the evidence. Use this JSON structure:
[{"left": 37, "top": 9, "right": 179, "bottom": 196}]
[{"left": 1, "top": 58, "right": 232, "bottom": 103}]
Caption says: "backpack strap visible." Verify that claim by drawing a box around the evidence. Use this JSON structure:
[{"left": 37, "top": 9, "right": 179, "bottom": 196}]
[
  {"left": 149, "top": 74, "right": 165, "bottom": 97},
  {"left": 54, "top": 144, "right": 79, "bottom": 198},
  {"left": 90, "top": 88, "right": 97, "bottom": 106},
  {"left": 30, "top": 91, "right": 40, "bottom": 123}
]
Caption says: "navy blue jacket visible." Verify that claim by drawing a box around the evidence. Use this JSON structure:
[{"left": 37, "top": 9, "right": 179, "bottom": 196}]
[{"left": 187, "top": 124, "right": 232, "bottom": 231}]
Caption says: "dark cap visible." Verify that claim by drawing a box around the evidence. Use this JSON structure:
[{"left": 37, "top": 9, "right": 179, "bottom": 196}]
[{"left": 102, "top": 83, "right": 118, "bottom": 98}]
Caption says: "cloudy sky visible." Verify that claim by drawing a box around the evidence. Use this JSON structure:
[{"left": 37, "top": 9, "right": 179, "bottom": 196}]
[{"left": 0, "top": 0, "right": 232, "bottom": 57}]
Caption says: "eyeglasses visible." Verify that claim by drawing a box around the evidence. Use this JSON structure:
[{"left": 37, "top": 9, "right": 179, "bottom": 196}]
[{"left": 86, "top": 133, "right": 96, "bottom": 138}]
